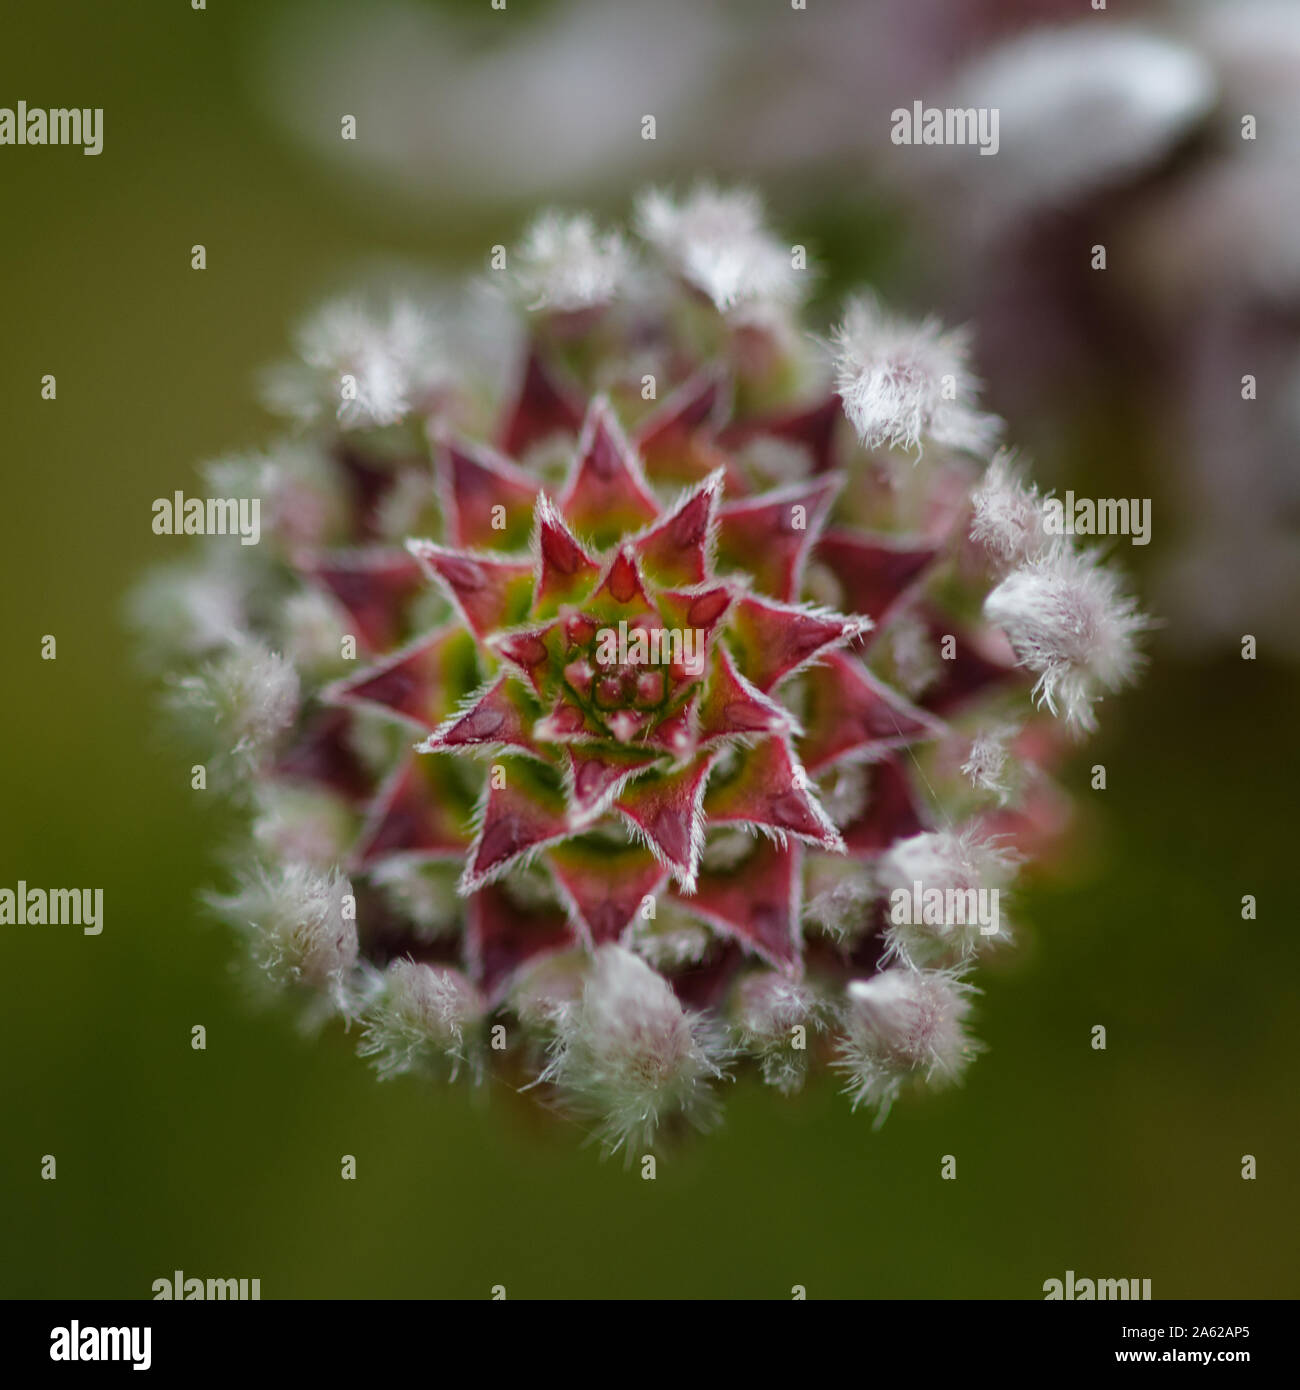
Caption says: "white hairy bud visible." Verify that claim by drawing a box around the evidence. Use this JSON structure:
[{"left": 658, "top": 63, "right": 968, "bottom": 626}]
[
  {"left": 215, "top": 864, "right": 357, "bottom": 995},
  {"left": 837, "top": 968, "right": 979, "bottom": 1123},
  {"left": 877, "top": 828, "right": 1014, "bottom": 963},
  {"left": 984, "top": 545, "right": 1148, "bottom": 734},
  {"left": 541, "top": 945, "right": 728, "bottom": 1154},
  {"left": 831, "top": 295, "right": 1001, "bottom": 457},
  {"left": 358, "top": 960, "right": 484, "bottom": 1081}
]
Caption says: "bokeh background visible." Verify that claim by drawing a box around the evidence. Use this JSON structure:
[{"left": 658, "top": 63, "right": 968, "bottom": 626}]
[{"left": 2, "top": 0, "right": 1297, "bottom": 1298}]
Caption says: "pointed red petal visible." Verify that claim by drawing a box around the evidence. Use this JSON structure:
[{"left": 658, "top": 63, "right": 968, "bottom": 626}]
[
  {"left": 565, "top": 745, "right": 658, "bottom": 821},
  {"left": 680, "top": 837, "right": 802, "bottom": 970},
  {"left": 838, "top": 756, "right": 927, "bottom": 856},
  {"left": 325, "top": 625, "right": 479, "bottom": 732},
  {"left": 533, "top": 494, "right": 600, "bottom": 614},
  {"left": 437, "top": 435, "right": 539, "bottom": 550},
  {"left": 615, "top": 753, "right": 715, "bottom": 892},
  {"left": 815, "top": 531, "right": 938, "bottom": 629},
  {"left": 641, "top": 699, "right": 700, "bottom": 760},
  {"left": 716, "top": 476, "right": 841, "bottom": 601},
  {"left": 632, "top": 470, "right": 722, "bottom": 586},
  {"left": 499, "top": 350, "right": 583, "bottom": 458},
  {"left": 467, "top": 885, "right": 579, "bottom": 1004},
  {"left": 534, "top": 697, "right": 613, "bottom": 745},
  {"left": 462, "top": 758, "right": 571, "bottom": 893},
  {"left": 559, "top": 398, "right": 660, "bottom": 545},
  {"left": 797, "top": 650, "right": 945, "bottom": 773},
  {"left": 421, "top": 675, "right": 542, "bottom": 758},
  {"left": 697, "top": 645, "right": 794, "bottom": 746},
  {"left": 547, "top": 840, "right": 668, "bottom": 944},
  {"left": 305, "top": 549, "right": 425, "bottom": 653},
  {"left": 489, "top": 621, "right": 560, "bottom": 695},
  {"left": 654, "top": 583, "right": 734, "bottom": 646},
  {"left": 718, "top": 394, "right": 841, "bottom": 476},
  {"left": 704, "top": 737, "right": 843, "bottom": 851},
  {"left": 590, "top": 547, "right": 654, "bottom": 613},
  {"left": 727, "top": 595, "right": 869, "bottom": 693},
  {"left": 407, "top": 540, "right": 533, "bottom": 639},
  {"left": 352, "top": 755, "right": 474, "bottom": 868}
]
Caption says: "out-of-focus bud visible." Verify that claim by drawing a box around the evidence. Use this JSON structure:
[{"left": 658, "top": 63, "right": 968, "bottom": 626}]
[
  {"left": 358, "top": 960, "right": 485, "bottom": 1081},
  {"left": 837, "top": 967, "right": 979, "bottom": 1123},
  {"left": 541, "top": 945, "right": 728, "bottom": 1154}
]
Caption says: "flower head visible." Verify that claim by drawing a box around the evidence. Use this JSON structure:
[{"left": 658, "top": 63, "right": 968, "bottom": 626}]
[{"left": 135, "top": 188, "right": 1147, "bottom": 1149}]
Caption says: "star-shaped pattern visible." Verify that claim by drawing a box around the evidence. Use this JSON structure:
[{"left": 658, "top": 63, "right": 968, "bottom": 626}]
[{"left": 295, "top": 376, "right": 956, "bottom": 987}]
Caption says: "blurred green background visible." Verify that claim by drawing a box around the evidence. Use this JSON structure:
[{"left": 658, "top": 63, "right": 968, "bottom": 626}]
[{"left": 2, "top": 0, "right": 1296, "bottom": 1299}]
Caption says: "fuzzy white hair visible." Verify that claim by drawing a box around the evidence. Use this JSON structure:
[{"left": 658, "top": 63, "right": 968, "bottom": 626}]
[
  {"left": 837, "top": 967, "right": 980, "bottom": 1124},
  {"left": 513, "top": 211, "right": 631, "bottom": 312},
  {"left": 539, "top": 945, "right": 729, "bottom": 1155},
  {"left": 984, "top": 545, "right": 1148, "bottom": 734},
  {"left": 358, "top": 960, "right": 484, "bottom": 1081},
  {"left": 636, "top": 184, "right": 804, "bottom": 314},
  {"left": 831, "top": 295, "right": 1001, "bottom": 458}
]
